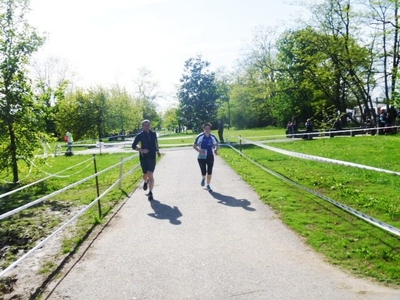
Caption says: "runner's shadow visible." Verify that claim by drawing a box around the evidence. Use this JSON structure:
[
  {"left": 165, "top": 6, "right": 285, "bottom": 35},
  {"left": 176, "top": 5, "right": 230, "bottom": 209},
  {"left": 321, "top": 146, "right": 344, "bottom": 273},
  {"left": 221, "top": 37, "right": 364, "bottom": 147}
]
[
  {"left": 148, "top": 199, "right": 182, "bottom": 225},
  {"left": 210, "top": 192, "right": 256, "bottom": 211}
]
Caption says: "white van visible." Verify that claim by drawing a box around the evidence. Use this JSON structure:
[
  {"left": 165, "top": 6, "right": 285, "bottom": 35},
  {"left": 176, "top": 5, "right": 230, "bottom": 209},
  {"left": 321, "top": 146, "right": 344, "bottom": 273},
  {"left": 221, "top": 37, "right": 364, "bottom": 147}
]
[{"left": 352, "top": 103, "right": 387, "bottom": 123}]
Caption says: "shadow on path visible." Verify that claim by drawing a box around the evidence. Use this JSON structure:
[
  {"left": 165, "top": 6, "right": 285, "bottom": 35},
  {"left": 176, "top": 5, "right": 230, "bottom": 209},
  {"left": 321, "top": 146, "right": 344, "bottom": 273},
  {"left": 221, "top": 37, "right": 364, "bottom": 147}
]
[
  {"left": 210, "top": 192, "right": 256, "bottom": 211},
  {"left": 148, "top": 199, "right": 182, "bottom": 225}
]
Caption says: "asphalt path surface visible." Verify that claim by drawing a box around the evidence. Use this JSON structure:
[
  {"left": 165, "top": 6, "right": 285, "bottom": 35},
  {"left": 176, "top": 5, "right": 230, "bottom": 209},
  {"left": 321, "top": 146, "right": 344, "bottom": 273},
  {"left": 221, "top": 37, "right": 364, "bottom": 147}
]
[{"left": 44, "top": 147, "right": 399, "bottom": 299}]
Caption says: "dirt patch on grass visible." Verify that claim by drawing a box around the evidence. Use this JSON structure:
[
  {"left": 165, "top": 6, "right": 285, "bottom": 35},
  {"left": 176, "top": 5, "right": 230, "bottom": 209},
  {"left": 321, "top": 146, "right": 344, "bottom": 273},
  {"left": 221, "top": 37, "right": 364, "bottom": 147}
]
[{"left": 0, "top": 204, "right": 82, "bottom": 300}]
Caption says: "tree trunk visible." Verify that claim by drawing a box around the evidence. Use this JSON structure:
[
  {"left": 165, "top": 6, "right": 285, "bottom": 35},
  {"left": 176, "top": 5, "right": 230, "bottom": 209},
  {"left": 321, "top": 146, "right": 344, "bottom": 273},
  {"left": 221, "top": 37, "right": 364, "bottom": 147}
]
[{"left": 8, "top": 122, "right": 19, "bottom": 183}]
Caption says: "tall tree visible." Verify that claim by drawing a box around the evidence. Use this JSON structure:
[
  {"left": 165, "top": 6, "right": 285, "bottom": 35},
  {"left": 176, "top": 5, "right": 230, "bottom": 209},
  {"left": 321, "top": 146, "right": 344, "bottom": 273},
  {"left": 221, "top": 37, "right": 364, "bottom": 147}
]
[
  {"left": 132, "top": 68, "right": 161, "bottom": 129},
  {"left": 31, "top": 56, "right": 71, "bottom": 137},
  {"left": 311, "top": 0, "right": 376, "bottom": 122},
  {"left": 0, "top": 0, "right": 44, "bottom": 184},
  {"left": 178, "top": 55, "right": 219, "bottom": 132},
  {"left": 55, "top": 86, "right": 144, "bottom": 140},
  {"left": 162, "top": 106, "right": 179, "bottom": 131},
  {"left": 215, "top": 67, "right": 232, "bottom": 128},
  {"left": 369, "top": 0, "right": 400, "bottom": 108},
  {"left": 107, "top": 85, "right": 143, "bottom": 135}
]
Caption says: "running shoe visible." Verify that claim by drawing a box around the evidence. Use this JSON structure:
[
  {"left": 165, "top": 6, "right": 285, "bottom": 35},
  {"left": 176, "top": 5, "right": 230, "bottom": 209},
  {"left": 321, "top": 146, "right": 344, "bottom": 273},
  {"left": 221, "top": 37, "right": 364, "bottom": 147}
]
[
  {"left": 143, "top": 181, "right": 148, "bottom": 191},
  {"left": 147, "top": 191, "right": 153, "bottom": 201},
  {"left": 201, "top": 178, "right": 205, "bottom": 187},
  {"left": 206, "top": 185, "right": 213, "bottom": 192}
]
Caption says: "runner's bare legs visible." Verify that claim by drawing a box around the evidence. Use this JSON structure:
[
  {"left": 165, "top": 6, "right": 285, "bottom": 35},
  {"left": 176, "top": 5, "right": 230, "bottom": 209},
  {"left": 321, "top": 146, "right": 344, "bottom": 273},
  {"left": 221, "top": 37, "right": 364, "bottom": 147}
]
[{"left": 147, "top": 171, "right": 154, "bottom": 191}]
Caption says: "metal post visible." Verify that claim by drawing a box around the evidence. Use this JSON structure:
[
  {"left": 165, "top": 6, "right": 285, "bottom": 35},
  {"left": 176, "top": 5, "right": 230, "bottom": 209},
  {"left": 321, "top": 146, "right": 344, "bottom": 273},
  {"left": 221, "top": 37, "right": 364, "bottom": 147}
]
[
  {"left": 93, "top": 154, "right": 102, "bottom": 217},
  {"left": 118, "top": 157, "right": 124, "bottom": 189},
  {"left": 239, "top": 135, "right": 242, "bottom": 154}
]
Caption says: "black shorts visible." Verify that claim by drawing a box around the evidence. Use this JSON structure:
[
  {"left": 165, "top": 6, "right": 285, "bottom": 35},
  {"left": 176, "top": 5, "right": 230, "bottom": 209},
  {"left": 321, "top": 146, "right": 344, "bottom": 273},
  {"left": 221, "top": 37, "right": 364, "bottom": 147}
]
[
  {"left": 140, "top": 158, "right": 156, "bottom": 174},
  {"left": 197, "top": 155, "right": 214, "bottom": 176}
]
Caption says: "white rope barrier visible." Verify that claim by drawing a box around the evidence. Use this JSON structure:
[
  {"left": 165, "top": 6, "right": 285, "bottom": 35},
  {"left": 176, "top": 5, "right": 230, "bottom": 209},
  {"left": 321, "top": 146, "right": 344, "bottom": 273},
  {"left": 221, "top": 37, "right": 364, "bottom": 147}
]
[
  {"left": 0, "top": 162, "right": 141, "bottom": 278},
  {"left": 0, "top": 157, "right": 94, "bottom": 199},
  {"left": 240, "top": 138, "right": 400, "bottom": 176},
  {"left": 238, "top": 125, "right": 400, "bottom": 140},
  {"left": 232, "top": 141, "right": 400, "bottom": 237},
  {"left": 0, "top": 154, "right": 138, "bottom": 221}
]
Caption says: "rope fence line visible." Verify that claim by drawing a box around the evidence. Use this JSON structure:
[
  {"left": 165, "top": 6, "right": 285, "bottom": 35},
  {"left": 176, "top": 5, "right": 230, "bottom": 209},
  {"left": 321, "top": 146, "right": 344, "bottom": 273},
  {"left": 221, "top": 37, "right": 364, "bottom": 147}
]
[
  {"left": 240, "top": 138, "right": 400, "bottom": 176},
  {"left": 231, "top": 140, "right": 400, "bottom": 237},
  {"left": 0, "top": 157, "right": 95, "bottom": 199},
  {"left": 236, "top": 125, "right": 400, "bottom": 141},
  {"left": 0, "top": 156, "right": 142, "bottom": 278},
  {"left": 27, "top": 158, "right": 94, "bottom": 179},
  {"left": 0, "top": 154, "right": 138, "bottom": 221}
]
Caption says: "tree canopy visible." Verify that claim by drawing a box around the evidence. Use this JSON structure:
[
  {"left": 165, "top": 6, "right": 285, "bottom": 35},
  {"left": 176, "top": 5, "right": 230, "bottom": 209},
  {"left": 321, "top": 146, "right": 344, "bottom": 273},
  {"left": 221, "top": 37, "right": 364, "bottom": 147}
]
[
  {"left": 178, "top": 56, "right": 219, "bottom": 133},
  {"left": 0, "top": 0, "right": 45, "bottom": 183}
]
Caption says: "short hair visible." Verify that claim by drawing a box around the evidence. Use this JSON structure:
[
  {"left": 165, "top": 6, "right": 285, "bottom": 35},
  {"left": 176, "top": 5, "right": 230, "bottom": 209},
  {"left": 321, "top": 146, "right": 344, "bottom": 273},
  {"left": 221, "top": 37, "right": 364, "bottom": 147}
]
[
  {"left": 141, "top": 119, "right": 151, "bottom": 125},
  {"left": 203, "top": 123, "right": 212, "bottom": 128}
]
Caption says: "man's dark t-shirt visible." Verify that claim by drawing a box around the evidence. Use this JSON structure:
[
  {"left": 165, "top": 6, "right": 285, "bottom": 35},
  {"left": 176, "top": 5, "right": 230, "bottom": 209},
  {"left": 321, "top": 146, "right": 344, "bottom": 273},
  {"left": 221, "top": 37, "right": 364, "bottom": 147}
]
[{"left": 132, "top": 130, "right": 159, "bottom": 160}]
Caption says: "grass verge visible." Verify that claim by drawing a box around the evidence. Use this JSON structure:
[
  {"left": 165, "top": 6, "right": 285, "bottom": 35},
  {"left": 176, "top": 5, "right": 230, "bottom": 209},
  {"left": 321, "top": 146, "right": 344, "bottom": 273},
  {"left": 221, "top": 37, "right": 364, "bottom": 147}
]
[
  {"left": 0, "top": 153, "right": 144, "bottom": 291},
  {"left": 219, "top": 135, "right": 400, "bottom": 286}
]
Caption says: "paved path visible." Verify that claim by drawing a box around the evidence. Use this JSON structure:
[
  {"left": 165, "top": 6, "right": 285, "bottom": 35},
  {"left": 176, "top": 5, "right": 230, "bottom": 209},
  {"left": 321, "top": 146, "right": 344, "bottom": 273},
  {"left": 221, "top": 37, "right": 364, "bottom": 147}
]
[{"left": 44, "top": 148, "right": 399, "bottom": 299}]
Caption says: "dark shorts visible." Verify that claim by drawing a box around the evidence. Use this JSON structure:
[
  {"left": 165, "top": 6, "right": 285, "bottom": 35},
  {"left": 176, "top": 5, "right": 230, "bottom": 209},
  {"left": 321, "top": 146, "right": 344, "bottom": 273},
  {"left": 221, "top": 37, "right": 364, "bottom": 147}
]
[
  {"left": 197, "top": 155, "right": 214, "bottom": 176},
  {"left": 140, "top": 158, "right": 156, "bottom": 174}
]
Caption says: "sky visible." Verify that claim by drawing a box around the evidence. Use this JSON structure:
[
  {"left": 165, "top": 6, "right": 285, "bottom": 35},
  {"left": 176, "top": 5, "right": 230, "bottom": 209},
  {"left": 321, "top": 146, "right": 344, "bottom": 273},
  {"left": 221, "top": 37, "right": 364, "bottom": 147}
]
[{"left": 28, "top": 0, "right": 308, "bottom": 111}]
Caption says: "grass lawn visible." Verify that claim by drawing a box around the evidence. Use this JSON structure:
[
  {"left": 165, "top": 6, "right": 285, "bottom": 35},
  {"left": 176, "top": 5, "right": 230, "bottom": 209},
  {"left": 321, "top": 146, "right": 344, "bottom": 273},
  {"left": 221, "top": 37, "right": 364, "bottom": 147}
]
[
  {"left": 218, "top": 131, "right": 400, "bottom": 286},
  {"left": 0, "top": 153, "right": 143, "bottom": 275}
]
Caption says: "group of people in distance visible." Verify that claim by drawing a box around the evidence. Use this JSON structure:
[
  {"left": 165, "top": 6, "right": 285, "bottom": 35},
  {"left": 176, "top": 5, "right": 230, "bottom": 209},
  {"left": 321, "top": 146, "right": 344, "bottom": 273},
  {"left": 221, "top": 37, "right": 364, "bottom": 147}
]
[
  {"left": 286, "top": 117, "right": 313, "bottom": 139},
  {"left": 132, "top": 119, "right": 220, "bottom": 201}
]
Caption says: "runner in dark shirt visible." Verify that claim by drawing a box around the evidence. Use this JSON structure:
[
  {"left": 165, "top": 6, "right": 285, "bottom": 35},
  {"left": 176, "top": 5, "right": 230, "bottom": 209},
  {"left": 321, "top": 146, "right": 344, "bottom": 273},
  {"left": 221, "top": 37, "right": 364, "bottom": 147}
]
[{"left": 132, "top": 119, "right": 161, "bottom": 200}]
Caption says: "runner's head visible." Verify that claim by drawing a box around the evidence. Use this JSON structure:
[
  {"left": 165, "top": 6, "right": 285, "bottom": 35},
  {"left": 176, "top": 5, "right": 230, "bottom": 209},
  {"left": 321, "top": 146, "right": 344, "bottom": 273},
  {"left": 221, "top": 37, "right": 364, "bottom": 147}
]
[
  {"left": 141, "top": 119, "right": 151, "bottom": 132},
  {"left": 203, "top": 123, "right": 212, "bottom": 135}
]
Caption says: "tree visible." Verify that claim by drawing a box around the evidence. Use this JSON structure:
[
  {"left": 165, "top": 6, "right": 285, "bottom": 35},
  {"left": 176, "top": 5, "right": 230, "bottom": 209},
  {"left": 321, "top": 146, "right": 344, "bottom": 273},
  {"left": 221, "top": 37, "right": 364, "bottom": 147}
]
[
  {"left": 215, "top": 67, "right": 232, "bottom": 128},
  {"left": 132, "top": 68, "right": 161, "bottom": 129},
  {"left": 178, "top": 55, "right": 219, "bottom": 132},
  {"left": 56, "top": 87, "right": 109, "bottom": 140},
  {"left": 0, "top": 0, "right": 44, "bottom": 184},
  {"left": 368, "top": 0, "right": 400, "bottom": 109},
  {"left": 31, "top": 56, "right": 71, "bottom": 137},
  {"left": 163, "top": 106, "right": 179, "bottom": 131},
  {"left": 107, "top": 85, "right": 143, "bottom": 135},
  {"left": 55, "top": 86, "right": 144, "bottom": 140}
]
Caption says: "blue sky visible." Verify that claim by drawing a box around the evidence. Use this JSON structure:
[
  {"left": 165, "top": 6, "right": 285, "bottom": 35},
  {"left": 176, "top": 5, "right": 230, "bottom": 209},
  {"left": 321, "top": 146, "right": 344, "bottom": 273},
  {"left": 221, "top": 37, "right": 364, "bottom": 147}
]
[{"left": 28, "top": 0, "right": 308, "bottom": 109}]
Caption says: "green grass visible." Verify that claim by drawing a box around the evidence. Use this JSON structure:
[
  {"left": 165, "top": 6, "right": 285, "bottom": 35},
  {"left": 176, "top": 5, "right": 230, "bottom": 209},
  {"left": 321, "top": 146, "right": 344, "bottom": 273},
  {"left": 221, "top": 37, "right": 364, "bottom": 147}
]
[
  {"left": 224, "top": 126, "right": 286, "bottom": 142},
  {"left": 156, "top": 127, "right": 286, "bottom": 147},
  {"left": 0, "top": 153, "right": 144, "bottom": 276},
  {"left": 158, "top": 132, "right": 197, "bottom": 147},
  {"left": 218, "top": 133, "right": 400, "bottom": 286}
]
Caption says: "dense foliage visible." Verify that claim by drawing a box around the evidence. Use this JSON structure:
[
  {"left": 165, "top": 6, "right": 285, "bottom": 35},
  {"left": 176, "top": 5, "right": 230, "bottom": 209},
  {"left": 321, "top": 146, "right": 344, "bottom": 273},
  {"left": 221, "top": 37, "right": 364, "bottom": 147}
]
[
  {"left": 0, "top": 0, "right": 45, "bottom": 183},
  {"left": 178, "top": 56, "right": 219, "bottom": 133}
]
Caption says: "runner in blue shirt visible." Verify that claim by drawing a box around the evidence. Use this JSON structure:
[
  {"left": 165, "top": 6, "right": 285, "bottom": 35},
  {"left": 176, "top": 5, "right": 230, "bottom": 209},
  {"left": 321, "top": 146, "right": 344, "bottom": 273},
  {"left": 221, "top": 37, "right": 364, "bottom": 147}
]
[{"left": 193, "top": 123, "right": 219, "bottom": 192}]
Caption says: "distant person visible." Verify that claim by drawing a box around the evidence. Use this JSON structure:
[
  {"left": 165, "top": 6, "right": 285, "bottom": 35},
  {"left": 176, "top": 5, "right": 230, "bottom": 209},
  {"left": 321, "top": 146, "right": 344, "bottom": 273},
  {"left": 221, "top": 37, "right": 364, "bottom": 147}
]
[
  {"left": 305, "top": 118, "right": 313, "bottom": 140},
  {"left": 65, "top": 131, "right": 73, "bottom": 155},
  {"left": 132, "top": 119, "right": 161, "bottom": 201},
  {"left": 388, "top": 106, "right": 397, "bottom": 125},
  {"left": 305, "top": 119, "right": 313, "bottom": 132},
  {"left": 291, "top": 116, "right": 297, "bottom": 134},
  {"left": 333, "top": 118, "right": 342, "bottom": 131},
  {"left": 218, "top": 120, "right": 224, "bottom": 143},
  {"left": 379, "top": 109, "right": 387, "bottom": 126},
  {"left": 193, "top": 123, "right": 219, "bottom": 192},
  {"left": 379, "top": 109, "right": 388, "bottom": 134},
  {"left": 286, "top": 120, "right": 295, "bottom": 138}
]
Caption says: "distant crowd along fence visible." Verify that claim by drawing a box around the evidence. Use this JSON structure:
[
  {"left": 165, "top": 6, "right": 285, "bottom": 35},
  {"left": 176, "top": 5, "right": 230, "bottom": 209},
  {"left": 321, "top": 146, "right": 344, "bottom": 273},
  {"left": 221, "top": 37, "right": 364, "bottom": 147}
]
[
  {"left": 284, "top": 125, "right": 400, "bottom": 139},
  {"left": 0, "top": 153, "right": 141, "bottom": 278},
  {"left": 234, "top": 136, "right": 400, "bottom": 238}
]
